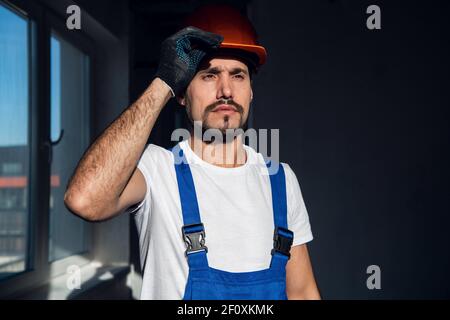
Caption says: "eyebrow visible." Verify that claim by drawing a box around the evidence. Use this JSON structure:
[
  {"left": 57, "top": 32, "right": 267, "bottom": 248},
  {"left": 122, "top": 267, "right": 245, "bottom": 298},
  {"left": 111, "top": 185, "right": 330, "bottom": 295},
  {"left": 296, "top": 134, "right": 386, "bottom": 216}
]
[{"left": 199, "top": 66, "right": 249, "bottom": 76}]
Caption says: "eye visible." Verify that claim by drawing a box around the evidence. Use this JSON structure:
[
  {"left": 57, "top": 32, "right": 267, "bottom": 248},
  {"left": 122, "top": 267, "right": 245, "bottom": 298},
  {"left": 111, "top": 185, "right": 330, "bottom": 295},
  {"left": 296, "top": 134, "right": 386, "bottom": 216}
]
[
  {"left": 233, "top": 73, "right": 245, "bottom": 80},
  {"left": 202, "top": 73, "right": 216, "bottom": 80}
]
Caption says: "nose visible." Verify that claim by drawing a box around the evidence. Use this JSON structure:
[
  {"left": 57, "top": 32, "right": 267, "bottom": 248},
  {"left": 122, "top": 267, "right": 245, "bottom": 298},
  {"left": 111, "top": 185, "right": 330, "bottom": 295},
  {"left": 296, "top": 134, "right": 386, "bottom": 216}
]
[{"left": 216, "top": 74, "right": 233, "bottom": 100}]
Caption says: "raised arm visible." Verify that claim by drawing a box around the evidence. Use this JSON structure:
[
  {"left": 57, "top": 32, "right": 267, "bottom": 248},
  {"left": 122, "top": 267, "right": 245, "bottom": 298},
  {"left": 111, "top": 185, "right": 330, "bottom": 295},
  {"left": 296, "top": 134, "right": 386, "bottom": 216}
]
[
  {"left": 64, "top": 27, "right": 223, "bottom": 222},
  {"left": 64, "top": 78, "right": 171, "bottom": 221}
]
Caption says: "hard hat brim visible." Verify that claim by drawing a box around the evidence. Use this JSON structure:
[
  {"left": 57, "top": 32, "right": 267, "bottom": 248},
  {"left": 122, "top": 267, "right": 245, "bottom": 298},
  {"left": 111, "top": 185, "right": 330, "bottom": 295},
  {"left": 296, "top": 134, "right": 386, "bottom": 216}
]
[{"left": 220, "top": 42, "right": 267, "bottom": 66}]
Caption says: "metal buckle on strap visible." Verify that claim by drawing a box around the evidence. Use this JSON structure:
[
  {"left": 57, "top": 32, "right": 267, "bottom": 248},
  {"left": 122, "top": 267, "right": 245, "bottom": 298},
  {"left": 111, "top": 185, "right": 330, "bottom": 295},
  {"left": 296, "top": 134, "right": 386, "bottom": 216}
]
[
  {"left": 182, "top": 223, "right": 208, "bottom": 256},
  {"left": 271, "top": 226, "right": 294, "bottom": 258}
]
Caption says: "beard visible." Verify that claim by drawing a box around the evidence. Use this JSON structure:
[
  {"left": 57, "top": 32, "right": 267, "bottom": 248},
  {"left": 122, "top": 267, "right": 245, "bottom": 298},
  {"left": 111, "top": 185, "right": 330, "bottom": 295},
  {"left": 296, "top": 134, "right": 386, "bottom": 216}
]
[{"left": 185, "top": 96, "right": 248, "bottom": 144}]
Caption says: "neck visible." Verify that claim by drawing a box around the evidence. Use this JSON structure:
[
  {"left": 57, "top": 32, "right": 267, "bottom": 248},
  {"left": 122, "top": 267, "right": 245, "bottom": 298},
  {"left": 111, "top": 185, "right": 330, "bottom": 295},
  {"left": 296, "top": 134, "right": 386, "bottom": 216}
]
[{"left": 188, "top": 132, "right": 247, "bottom": 168}]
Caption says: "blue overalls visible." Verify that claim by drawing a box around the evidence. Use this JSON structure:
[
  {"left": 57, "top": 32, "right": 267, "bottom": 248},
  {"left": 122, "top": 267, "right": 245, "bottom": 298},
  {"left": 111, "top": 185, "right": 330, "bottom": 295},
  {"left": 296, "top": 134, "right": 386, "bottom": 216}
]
[{"left": 171, "top": 145, "right": 294, "bottom": 300}]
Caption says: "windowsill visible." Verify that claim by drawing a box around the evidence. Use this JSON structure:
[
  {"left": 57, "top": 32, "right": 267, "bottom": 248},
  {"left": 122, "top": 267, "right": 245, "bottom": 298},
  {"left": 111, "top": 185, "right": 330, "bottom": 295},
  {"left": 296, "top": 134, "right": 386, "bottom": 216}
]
[{"left": 17, "top": 262, "right": 131, "bottom": 300}]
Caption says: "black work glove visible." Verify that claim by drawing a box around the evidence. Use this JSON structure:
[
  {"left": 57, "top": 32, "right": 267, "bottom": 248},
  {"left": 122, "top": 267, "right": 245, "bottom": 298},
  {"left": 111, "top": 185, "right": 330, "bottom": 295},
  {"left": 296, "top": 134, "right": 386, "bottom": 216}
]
[{"left": 155, "top": 26, "right": 223, "bottom": 97}]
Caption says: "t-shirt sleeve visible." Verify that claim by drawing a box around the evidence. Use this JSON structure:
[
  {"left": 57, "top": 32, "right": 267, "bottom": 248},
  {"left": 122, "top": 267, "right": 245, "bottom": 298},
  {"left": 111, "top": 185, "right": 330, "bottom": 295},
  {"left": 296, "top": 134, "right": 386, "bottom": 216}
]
[
  {"left": 282, "top": 163, "right": 314, "bottom": 247},
  {"left": 124, "top": 144, "right": 160, "bottom": 271},
  {"left": 123, "top": 145, "right": 154, "bottom": 217}
]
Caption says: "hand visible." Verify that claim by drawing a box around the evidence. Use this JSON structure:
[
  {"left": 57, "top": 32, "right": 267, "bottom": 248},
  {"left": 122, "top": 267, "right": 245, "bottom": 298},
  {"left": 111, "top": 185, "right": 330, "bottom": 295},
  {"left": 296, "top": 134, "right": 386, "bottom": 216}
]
[{"left": 155, "top": 26, "right": 223, "bottom": 97}]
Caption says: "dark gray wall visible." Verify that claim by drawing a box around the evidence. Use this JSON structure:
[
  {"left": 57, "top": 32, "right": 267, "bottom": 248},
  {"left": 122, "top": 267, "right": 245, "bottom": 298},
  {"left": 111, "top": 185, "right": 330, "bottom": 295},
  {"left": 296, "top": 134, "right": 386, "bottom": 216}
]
[
  {"left": 250, "top": 0, "right": 450, "bottom": 299},
  {"left": 126, "top": 0, "right": 450, "bottom": 299}
]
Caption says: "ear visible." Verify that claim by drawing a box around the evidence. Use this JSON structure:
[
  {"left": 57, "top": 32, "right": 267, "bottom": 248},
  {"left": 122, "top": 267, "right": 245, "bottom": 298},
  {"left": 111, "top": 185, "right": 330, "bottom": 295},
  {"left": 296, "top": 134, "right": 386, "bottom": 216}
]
[
  {"left": 177, "top": 94, "right": 186, "bottom": 106},
  {"left": 250, "top": 89, "right": 253, "bottom": 101}
]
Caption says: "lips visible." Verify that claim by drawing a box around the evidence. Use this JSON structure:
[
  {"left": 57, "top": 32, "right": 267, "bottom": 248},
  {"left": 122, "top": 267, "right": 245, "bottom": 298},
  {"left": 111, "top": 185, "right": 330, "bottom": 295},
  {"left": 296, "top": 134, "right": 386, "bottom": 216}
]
[{"left": 213, "top": 104, "right": 237, "bottom": 112}]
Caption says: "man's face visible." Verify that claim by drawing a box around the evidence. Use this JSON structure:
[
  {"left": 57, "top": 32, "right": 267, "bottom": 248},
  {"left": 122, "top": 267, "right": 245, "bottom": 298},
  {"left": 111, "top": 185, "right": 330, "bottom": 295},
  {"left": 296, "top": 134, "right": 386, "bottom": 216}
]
[{"left": 179, "top": 56, "right": 253, "bottom": 136}]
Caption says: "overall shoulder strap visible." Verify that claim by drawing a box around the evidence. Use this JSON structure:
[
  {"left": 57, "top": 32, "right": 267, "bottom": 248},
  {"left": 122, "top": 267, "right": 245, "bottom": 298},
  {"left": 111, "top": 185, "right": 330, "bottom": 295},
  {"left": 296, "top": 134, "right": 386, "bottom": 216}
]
[
  {"left": 171, "top": 145, "right": 202, "bottom": 225},
  {"left": 171, "top": 144, "right": 209, "bottom": 270},
  {"left": 265, "top": 160, "right": 288, "bottom": 229},
  {"left": 265, "top": 159, "right": 294, "bottom": 268}
]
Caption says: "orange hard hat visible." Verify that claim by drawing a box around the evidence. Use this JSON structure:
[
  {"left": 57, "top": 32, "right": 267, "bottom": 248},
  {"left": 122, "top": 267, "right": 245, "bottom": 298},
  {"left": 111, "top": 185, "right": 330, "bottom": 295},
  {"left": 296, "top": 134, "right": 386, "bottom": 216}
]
[{"left": 185, "top": 4, "right": 267, "bottom": 67}]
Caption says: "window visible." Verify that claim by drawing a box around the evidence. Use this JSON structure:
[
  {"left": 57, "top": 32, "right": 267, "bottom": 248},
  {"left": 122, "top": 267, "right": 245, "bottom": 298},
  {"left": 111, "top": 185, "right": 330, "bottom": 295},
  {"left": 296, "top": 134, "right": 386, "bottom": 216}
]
[
  {"left": 0, "top": 3, "right": 30, "bottom": 279},
  {"left": 49, "top": 33, "right": 91, "bottom": 262},
  {"left": 0, "top": 1, "right": 93, "bottom": 291}
]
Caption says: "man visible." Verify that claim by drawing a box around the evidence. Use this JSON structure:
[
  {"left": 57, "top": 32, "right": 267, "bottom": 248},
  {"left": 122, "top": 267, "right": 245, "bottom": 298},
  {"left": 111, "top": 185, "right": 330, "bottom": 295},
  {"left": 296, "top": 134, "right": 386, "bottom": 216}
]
[{"left": 64, "top": 5, "right": 320, "bottom": 300}]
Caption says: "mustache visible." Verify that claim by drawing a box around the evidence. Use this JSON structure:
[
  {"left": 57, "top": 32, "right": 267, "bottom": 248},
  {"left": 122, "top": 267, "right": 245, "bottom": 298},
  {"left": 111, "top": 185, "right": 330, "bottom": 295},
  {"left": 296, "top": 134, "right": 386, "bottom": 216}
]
[{"left": 204, "top": 99, "right": 244, "bottom": 115}]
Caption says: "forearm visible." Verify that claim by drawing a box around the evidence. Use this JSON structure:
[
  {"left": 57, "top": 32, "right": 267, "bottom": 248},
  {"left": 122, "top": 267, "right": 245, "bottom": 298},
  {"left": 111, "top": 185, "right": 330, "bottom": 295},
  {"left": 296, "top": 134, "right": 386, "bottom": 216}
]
[
  {"left": 64, "top": 78, "right": 171, "bottom": 219},
  {"left": 286, "top": 244, "right": 321, "bottom": 300},
  {"left": 288, "top": 282, "right": 321, "bottom": 300}
]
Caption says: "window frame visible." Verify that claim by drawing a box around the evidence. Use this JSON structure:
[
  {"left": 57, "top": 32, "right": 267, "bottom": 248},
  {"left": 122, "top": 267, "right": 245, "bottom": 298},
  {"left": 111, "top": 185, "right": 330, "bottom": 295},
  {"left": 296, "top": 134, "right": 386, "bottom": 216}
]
[
  {"left": 0, "top": 0, "right": 95, "bottom": 298},
  {"left": 48, "top": 24, "right": 92, "bottom": 269}
]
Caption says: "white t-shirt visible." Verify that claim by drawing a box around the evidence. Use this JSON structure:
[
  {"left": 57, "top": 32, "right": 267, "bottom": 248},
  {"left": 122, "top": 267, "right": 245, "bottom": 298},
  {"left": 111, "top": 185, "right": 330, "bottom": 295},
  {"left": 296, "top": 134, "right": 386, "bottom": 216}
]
[{"left": 127, "top": 139, "right": 313, "bottom": 300}]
